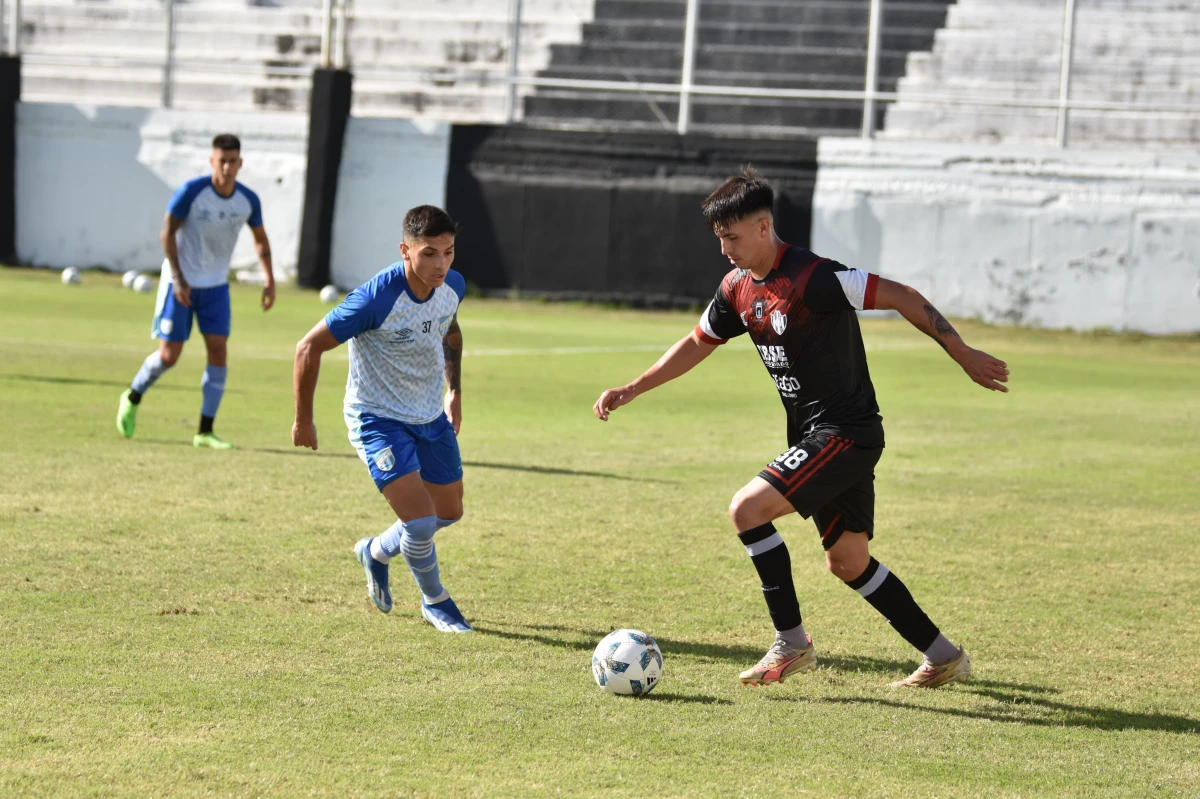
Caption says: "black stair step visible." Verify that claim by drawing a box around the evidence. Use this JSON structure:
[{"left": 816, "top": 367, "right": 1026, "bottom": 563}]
[
  {"left": 580, "top": 20, "right": 938, "bottom": 52},
  {"left": 592, "top": 0, "right": 951, "bottom": 29}
]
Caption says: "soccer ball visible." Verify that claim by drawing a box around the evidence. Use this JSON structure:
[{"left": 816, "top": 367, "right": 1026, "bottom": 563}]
[
  {"left": 122, "top": 270, "right": 139, "bottom": 288},
  {"left": 61, "top": 267, "right": 80, "bottom": 285},
  {"left": 132, "top": 275, "right": 155, "bottom": 293},
  {"left": 319, "top": 284, "right": 339, "bottom": 304},
  {"left": 591, "top": 629, "right": 663, "bottom": 697}
]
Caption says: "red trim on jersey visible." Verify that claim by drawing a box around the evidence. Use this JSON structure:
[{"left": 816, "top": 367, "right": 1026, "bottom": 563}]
[
  {"left": 863, "top": 273, "right": 880, "bottom": 311},
  {"left": 693, "top": 324, "right": 725, "bottom": 346},
  {"left": 771, "top": 242, "right": 789, "bottom": 273}
]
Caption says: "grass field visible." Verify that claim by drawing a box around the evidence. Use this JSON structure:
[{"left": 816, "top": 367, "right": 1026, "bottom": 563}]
[{"left": 1, "top": 266, "right": 1198, "bottom": 798}]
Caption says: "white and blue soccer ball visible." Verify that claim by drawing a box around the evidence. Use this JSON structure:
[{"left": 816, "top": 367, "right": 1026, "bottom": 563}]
[
  {"left": 132, "top": 274, "right": 155, "bottom": 293},
  {"left": 61, "top": 267, "right": 80, "bottom": 285},
  {"left": 122, "top": 270, "right": 139, "bottom": 288},
  {"left": 591, "top": 629, "right": 663, "bottom": 697},
  {"left": 319, "top": 284, "right": 340, "bottom": 304}
]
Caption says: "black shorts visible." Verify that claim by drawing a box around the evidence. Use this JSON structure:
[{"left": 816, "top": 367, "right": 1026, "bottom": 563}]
[{"left": 758, "top": 431, "right": 883, "bottom": 551}]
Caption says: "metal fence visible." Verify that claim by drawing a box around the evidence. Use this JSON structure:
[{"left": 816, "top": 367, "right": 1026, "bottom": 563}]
[{"left": 12, "top": 0, "right": 1200, "bottom": 147}]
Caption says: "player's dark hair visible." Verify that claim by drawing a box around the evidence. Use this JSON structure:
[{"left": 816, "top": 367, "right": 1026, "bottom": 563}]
[
  {"left": 701, "top": 166, "right": 774, "bottom": 230},
  {"left": 212, "top": 133, "right": 241, "bottom": 152},
  {"left": 403, "top": 205, "right": 459, "bottom": 241}
]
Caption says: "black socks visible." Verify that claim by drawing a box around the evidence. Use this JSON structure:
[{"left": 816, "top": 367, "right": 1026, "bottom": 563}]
[
  {"left": 845, "top": 557, "right": 940, "bottom": 652},
  {"left": 737, "top": 523, "right": 802, "bottom": 632}
]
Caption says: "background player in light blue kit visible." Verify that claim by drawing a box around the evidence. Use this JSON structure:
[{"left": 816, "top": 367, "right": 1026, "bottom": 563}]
[
  {"left": 291, "top": 205, "right": 471, "bottom": 633},
  {"left": 116, "top": 133, "right": 276, "bottom": 448}
]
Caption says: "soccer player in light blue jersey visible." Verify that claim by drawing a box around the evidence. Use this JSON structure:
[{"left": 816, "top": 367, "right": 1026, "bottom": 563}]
[
  {"left": 291, "top": 205, "right": 471, "bottom": 633},
  {"left": 116, "top": 133, "right": 275, "bottom": 448}
]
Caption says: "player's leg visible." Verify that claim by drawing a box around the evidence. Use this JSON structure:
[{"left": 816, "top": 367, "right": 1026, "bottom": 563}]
[
  {"left": 193, "top": 285, "right": 233, "bottom": 449},
  {"left": 817, "top": 472, "right": 970, "bottom": 688},
  {"left": 735, "top": 433, "right": 875, "bottom": 685},
  {"left": 728, "top": 476, "right": 815, "bottom": 685},
  {"left": 117, "top": 283, "right": 190, "bottom": 438},
  {"left": 408, "top": 414, "right": 471, "bottom": 631}
]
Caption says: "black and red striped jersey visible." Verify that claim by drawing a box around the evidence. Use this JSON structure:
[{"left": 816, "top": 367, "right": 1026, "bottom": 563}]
[{"left": 694, "top": 244, "right": 885, "bottom": 447}]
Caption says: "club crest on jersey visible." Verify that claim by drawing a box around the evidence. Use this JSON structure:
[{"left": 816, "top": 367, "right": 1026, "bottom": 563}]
[
  {"left": 753, "top": 298, "right": 766, "bottom": 321},
  {"left": 373, "top": 447, "right": 396, "bottom": 472},
  {"left": 770, "top": 309, "right": 788, "bottom": 335}
]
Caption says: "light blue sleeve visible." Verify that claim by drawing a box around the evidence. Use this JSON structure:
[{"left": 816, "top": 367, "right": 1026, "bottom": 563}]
[
  {"left": 166, "top": 176, "right": 209, "bottom": 220},
  {"left": 324, "top": 264, "right": 407, "bottom": 343},
  {"left": 444, "top": 270, "right": 467, "bottom": 305},
  {"left": 236, "top": 183, "right": 263, "bottom": 228}
]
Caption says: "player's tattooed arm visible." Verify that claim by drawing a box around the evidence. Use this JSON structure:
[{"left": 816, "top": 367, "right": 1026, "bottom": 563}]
[
  {"left": 921, "top": 303, "right": 961, "bottom": 352},
  {"left": 443, "top": 315, "right": 463, "bottom": 435},
  {"left": 442, "top": 315, "right": 463, "bottom": 393},
  {"left": 873, "top": 277, "right": 1010, "bottom": 392}
]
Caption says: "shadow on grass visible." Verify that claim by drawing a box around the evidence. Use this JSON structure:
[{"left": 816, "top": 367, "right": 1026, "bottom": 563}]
[
  {"left": 1, "top": 373, "right": 200, "bottom": 392},
  {"left": 475, "top": 621, "right": 915, "bottom": 676},
  {"left": 642, "top": 692, "right": 733, "bottom": 706},
  {"left": 814, "top": 692, "right": 1200, "bottom": 735},
  {"left": 134, "top": 441, "right": 671, "bottom": 482}
]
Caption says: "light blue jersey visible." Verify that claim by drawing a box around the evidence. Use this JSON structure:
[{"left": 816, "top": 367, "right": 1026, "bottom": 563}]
[
  {"left": 326, "top": 263, "right": 467, "bottom": 425},
  {"left": 165, "top": 175, "right": 263, "bottom": 289}
]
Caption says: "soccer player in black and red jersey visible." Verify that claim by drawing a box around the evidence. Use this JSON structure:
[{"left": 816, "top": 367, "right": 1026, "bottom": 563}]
[{"left": 592, "top": 168, "right": 1009, "bottom": 688}]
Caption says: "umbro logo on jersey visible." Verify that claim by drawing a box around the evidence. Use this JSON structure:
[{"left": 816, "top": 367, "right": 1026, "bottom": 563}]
[
  {"left": 757, "top": 345, "right": 789, "bottom": 369},
  {"left": 770, "top": 309, "right": 788, "bottom": 335},
  {"left": 392, "top": 328, "right": 414, "bottom": 343}
]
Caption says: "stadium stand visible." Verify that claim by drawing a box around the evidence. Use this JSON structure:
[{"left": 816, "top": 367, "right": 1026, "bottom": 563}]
[
  {"left": 18, "top": 0, "right": 596, "bottom": 120},
  {"left": 882, "top": 0, "right": 1200, "bottom": 146},
  {"left": 522, "top": 0, "right": 954, "bottom": 136}
]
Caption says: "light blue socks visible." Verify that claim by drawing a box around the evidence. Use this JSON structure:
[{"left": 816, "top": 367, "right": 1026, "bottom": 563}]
[
  {"left": 372, "top": 516, "right": 446, "bottom": 604},
  {"left": 200, "top": 364, "right": 226, "bottom": 418},
  {"left": 131, "top": 351, "right": 171, "bottom": 395}
]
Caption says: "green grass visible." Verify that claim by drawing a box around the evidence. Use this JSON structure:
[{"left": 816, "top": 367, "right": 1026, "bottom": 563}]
[{"left": 1, "top": 266, "right": 1198, "bottom": 798}]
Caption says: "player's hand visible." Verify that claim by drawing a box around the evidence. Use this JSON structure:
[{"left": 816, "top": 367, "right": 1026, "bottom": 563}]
[
  {"left": 593, "top": 385, "right": 637, "bottom": 421},
  {"left": 261, "top": 281, "right": 276, "bottom": 312},
  {"left": 292, "top": 420, "right": 318, "bottom": 450},
  {"left": 955, "top": 346, "right": 1009, "bottom": 392},
  {"left": 444, "top": 390, "right": 462, "bottom": 436},
  {"left": 173, "top": 282, "right": 192, "bottom": 308}
]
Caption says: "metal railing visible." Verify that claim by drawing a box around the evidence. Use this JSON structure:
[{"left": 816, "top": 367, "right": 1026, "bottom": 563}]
[{"left": 11, "top": 0, "right": 1200, "bottom": 146}]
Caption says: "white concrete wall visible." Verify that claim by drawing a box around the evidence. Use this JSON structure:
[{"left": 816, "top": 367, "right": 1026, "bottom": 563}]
[
  {"left": 17, "top": 102, "right": 309, "bottom": 277},
  {"left": 812, "top": 138, "right": 1200, "bottom": 334},
  {"left": 329, "top": 117, "right": 451, "bottom": 290}
]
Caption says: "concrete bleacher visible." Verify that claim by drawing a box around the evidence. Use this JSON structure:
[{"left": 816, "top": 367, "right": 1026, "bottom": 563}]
[
  {"left": 881, "top": 0, "right": 1200, "bottom": 146},
  {"left": 520, "top": 0, "right": 955, "bottom": 136},
  {"left": 19, "top": 0, "right": 595, "bottom": 120}
]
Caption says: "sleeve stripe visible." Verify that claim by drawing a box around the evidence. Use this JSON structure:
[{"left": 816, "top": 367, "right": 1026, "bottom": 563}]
[
  {"left": 863, "top": 273, "right": 879, "bottom": 311},
  {"left": 693, "top": 325, "right": 725, "bottom": 346},
  {"left": 696, "top": 302, "right": 727, "bottom": 344}
]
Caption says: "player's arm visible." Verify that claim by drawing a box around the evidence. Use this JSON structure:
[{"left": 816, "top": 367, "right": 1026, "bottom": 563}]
[
  {"left": 592, "top": 330, "right": 718, "bottom": 421},
  {"left": 873, "top": 278, "right": 1010, "bottom": 392},
  {"left": 160, "top": 212, "right": 190, "bottom": 307},
  {"left": 251, "top": 224, "right": 276, "bottom": 311},
  {"left": 292, "top": 321, "right": 342, "bottom": 450},
  {"left": 442, "top": 315, "right": 463, "bottom": 435}
]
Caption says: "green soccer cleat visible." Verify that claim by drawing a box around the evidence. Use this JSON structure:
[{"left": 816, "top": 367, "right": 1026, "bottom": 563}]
[
  {"left": 193, "top": 432, "right": 233, "bottom": 450},
  {"left": 116, "top": 390, "right": 138, "bottom": 438}
]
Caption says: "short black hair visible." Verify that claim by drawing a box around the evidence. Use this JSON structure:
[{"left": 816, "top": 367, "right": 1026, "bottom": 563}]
[
  {"left": 701, "top": 166, "right": 774, "bottom": 230},
  {"left": 403, "top": 205, "right": 459, "bottom": 241},
  {"left": 212, "top": 133, "right": 241, "bottom": 152}
]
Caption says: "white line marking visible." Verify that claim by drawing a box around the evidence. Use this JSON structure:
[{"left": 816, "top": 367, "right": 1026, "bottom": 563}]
[{"left": 0, "top": 337, "right": 916, "bottom": 361}]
